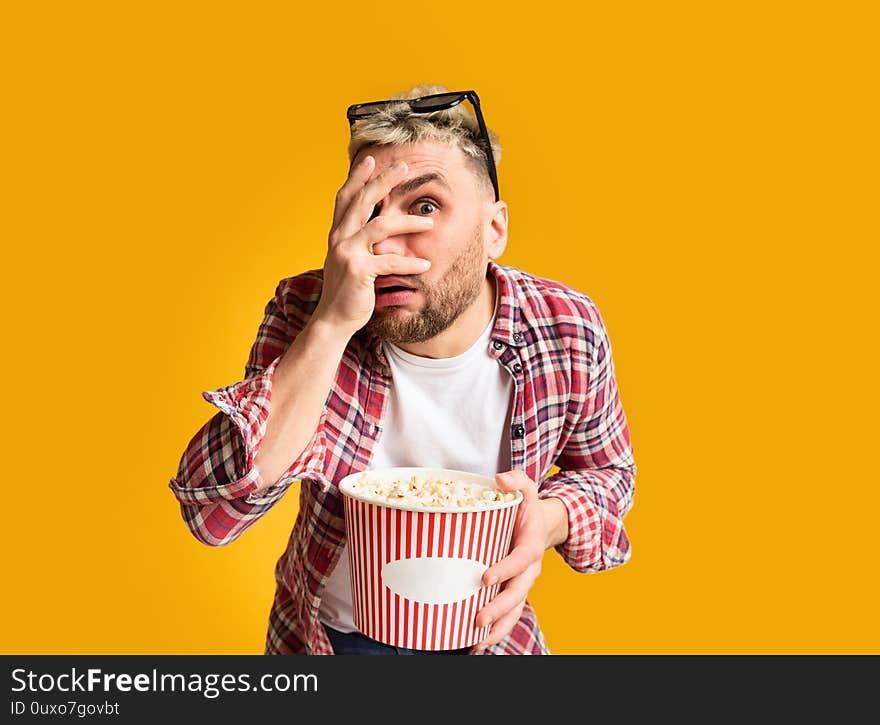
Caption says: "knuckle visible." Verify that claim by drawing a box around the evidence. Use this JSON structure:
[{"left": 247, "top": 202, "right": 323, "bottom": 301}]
[
  {"left": 366, "top": 215, "right": 387, "bottom": 234},
  {"left": 340, "top": 254, "right": 358, "bottom": 274}
]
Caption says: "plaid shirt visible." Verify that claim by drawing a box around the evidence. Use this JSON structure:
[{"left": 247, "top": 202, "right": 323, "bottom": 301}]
[{"left": 169, "top": 261, "right": 636, "bottom": 655}]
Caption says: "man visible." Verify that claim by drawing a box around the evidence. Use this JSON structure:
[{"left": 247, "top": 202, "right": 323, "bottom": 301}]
[{"left": 169, "top": 84, "right": 636, "bottom": 655}]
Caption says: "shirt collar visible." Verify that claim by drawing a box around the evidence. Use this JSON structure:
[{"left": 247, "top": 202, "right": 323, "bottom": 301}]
[
  {"left": 356, "top": 260, "right": 528, "bottom": 373},
  {"left": 487, "top": 260, "right": 528, "bottom": 348}
]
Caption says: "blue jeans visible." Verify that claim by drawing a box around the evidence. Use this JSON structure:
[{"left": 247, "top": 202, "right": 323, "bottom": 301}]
[{"left": 323, "top": 624, "right": 471, "bottom": 655}]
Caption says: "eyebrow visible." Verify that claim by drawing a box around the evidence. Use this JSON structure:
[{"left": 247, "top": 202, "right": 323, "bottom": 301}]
[{"left": 390, "top": 172, "right": 452, "bottom": 197}]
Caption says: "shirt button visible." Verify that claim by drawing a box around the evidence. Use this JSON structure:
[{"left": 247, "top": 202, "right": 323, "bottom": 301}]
[
  {"left": 513, "top": 424, "right": 525, "bottom": 439},
  {"left": 513, "top": 362, "right": 522, "bottom": 373},
  {"left": 492, "top": 340, "right": 504, "bottom": 350},
  {"left": 513, "top": 333, "right": 521, "bottom": 342}
]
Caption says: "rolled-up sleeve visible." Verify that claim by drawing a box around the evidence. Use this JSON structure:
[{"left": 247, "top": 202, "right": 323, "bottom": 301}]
[
  {"left": 539, "top": 315, "right": 636, "bottom": 573},
  {"left": 168, "top": 275, "right": 330, "bottom": 546}
]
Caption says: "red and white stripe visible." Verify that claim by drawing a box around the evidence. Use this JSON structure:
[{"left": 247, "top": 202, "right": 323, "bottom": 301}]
[{"left": 344, "top": 497, "right": 518, "bottom": 650}]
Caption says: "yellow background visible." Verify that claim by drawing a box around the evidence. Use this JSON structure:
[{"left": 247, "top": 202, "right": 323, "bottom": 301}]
[{"left": 1, "top": 1, "right": 877, "bottom": 654}]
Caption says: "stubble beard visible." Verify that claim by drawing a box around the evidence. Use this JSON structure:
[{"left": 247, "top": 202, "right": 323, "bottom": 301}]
[{"left": 366, "top": 227, "right": 486, "bottom": 345}]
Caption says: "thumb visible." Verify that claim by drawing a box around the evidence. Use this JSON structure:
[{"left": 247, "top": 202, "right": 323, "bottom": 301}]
[{"left": 495, "top": 469, "right": 532, "bottom": 493}]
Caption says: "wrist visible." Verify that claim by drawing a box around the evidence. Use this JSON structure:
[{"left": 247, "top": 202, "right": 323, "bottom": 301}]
[
  {"left": 307, "top": 313, "right": 355, "bottom": 346},
  {"left": 309, "top": 307, "right": 361, "bottom": 345},
  {"left": 538, "top": 497, "right": 569, "bottom": 550},
  {"left": 272, "top": 312, "right": 352, "bottom": 400}
]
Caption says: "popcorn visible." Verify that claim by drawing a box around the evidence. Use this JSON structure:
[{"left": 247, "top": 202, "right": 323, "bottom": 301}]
[{"left": 348, "top": 474, "right": 518, "bottom": 509}]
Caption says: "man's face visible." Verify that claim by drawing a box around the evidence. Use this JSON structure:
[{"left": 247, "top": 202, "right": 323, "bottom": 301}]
[{"left": 353, "top": 141, "right": 501, "bottom": 345}]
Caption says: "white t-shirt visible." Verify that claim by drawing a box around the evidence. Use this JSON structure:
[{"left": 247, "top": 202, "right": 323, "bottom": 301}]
[{"left": 318, "top": 302, "right": 514, "bottom": 633}]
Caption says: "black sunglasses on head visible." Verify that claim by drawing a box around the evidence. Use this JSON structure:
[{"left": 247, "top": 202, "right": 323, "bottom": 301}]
[{"left": 346, "top": 90, "right": 500, "bottom": 202}]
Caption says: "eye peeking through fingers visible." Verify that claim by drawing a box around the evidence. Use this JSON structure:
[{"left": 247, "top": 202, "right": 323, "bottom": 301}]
[{"left": 414, "top": 200, "right": 438, "bottom": 215}]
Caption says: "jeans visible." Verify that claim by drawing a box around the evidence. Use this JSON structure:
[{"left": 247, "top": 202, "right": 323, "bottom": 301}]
[{"left": 323, "top": 624, "right": 471, "bottom": 655}]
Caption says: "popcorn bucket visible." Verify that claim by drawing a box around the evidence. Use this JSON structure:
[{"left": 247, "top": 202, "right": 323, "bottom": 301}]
[{"left": 338, "top": 467, "right": 522, "bottom": 650}]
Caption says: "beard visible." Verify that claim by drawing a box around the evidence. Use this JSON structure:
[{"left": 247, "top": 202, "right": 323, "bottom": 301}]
[{"left": 365, "top": 226, "right": 486, "bottom": 345}]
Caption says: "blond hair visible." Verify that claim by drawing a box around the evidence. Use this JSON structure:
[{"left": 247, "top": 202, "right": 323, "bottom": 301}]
[{"left": 347, "top": 83, "right": 502, "bottom": 199}]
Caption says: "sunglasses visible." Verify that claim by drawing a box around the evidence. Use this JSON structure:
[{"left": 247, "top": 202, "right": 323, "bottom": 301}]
[{"left": 346, "top": 90, "right": 500, "bottom": 202}]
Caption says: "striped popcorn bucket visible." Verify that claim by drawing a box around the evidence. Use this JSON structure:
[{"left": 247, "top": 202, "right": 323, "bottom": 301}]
[{"left": 338, "top": 467, "right": 522, "bottom": 651}]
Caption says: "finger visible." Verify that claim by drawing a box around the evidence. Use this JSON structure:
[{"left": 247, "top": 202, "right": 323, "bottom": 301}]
[
  {"left": 368, "top": 253, "right": 432, "bottom": 278},
  {"left": 495, "top": 470, "right": 538, "bottom": 501},
  {"left": 336, "top": 160, "right": 410, "bottom": 241},
  {"left": 476, "top": 587, "right": 526, "bottom": 627},
  {"left": 355, "top": 213, "right": 434, "bottom": 251},
  {"left": 332, "top": 154, "right": 375, "bottom": 231},
  {"left": 476, "top": 574, "right": 532, "bottom": 628},
  {"left": 473, "top": 599, "right": 525, "bottom": 651},
  {"left": 496, "top": 470, "right": 541, "bottom": 550},
  {"left": 482, "top": 540, "right": 543, "bottom": 587}
]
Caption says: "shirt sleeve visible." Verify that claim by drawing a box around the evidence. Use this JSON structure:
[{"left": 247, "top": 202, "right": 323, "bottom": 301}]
[
  {"left": 538, "top": 312, "right": 636, "bottom": 573},
  {"left": 167, "top": 277, "right": 330, "bottom": 546}
]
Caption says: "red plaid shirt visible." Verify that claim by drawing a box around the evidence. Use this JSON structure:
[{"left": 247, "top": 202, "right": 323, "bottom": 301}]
[{"left": 169, "top": 261, "right": 636, "bottom": 655}]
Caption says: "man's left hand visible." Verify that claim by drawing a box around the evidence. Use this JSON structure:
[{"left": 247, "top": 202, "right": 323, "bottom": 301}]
[{"left": 472, "top": 470, "right": 567, "bottom": 651}]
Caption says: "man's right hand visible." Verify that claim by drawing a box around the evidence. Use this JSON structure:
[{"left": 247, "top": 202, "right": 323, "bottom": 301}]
[{"left": 313, "top": 154, "right": 434, "bottom": 337}]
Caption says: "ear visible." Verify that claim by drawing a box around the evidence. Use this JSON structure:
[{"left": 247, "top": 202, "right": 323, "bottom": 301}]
[{"left": 484, "top": 200, "right": 508, "bottom": 260}]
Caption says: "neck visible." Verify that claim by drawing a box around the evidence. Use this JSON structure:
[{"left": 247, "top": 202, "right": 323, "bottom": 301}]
[{"left": 394, "top": 272, "right": 496, "bottom": 359}]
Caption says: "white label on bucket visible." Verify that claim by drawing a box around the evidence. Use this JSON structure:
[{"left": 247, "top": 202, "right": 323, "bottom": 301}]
[{"left": 381, "top": 557, "right": 486, "bottom": 606}]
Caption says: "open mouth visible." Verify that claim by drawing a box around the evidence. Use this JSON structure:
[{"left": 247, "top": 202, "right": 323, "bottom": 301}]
[
  {"left": 374, "top": 276, "right": 419, "bottom": 293},
  {"left": 375, "top": 277, "right": 419, "bottom": 306}
]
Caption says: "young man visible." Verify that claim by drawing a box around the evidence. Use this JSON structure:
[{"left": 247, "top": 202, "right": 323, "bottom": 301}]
[{"left": 169, "top": 85, "right": 636, "bottom": 655}]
